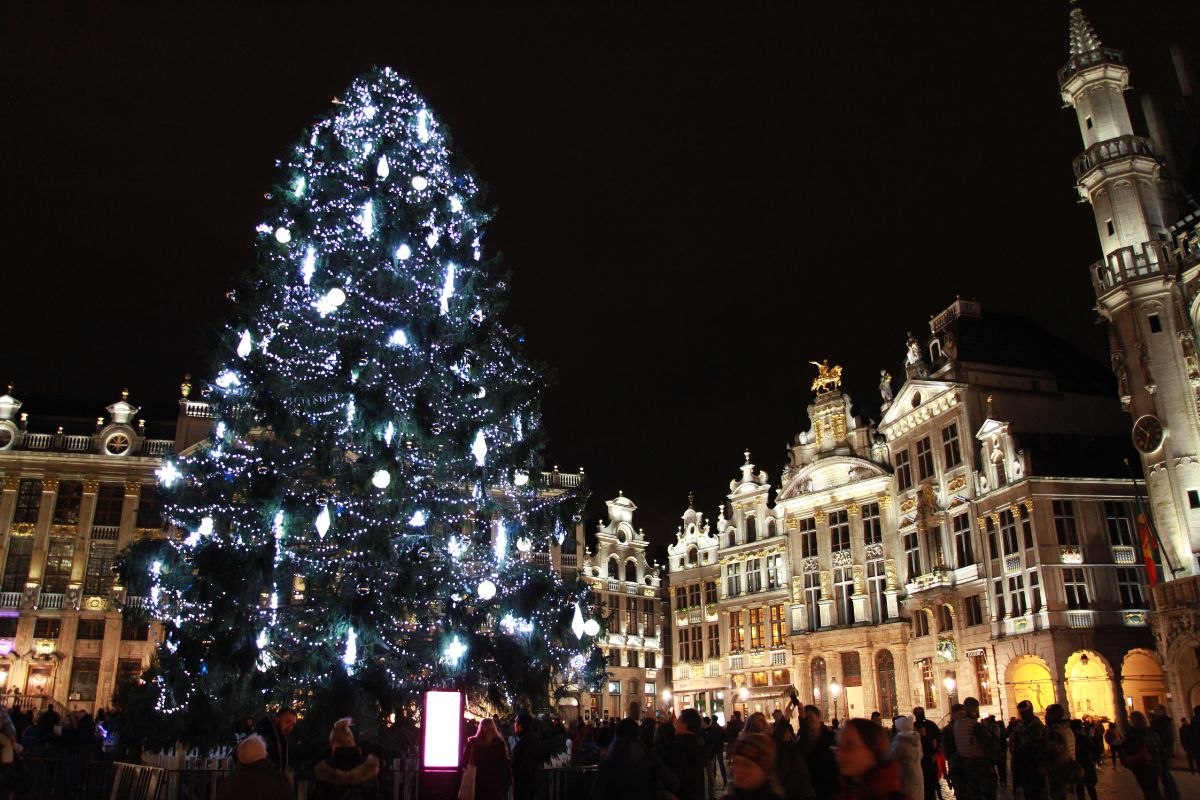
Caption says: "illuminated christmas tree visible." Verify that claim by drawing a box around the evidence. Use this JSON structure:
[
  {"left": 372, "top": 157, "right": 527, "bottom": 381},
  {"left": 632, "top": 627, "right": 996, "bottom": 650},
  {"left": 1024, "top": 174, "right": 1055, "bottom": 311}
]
[{"left": 129, "top": 68, "right": 604, "bottom": 746}]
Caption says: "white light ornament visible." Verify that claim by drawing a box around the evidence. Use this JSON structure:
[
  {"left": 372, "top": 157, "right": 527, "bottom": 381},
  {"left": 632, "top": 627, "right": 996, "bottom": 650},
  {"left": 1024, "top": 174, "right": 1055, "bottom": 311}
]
[
  {"left": 343, "top": 627, "right": 357, "bottom": 670},
  {"left": 156, "top": 461, "right": 181, "bottom": 488},
  {"left": 388, "top": 329, "right": 409, "bottom": 348},
  {"left": 493, "top": 521, "right": 507, "bottom": 561},
  {"left": 583, "top": 618, "right": 601, "bottom": 637},
  {"left": 395, "top": 243, "right": 412, "bottom": 261},
  {"left": 360, "top": 200, "right": 375, "bottom": 236},
  {"left": 513, "top": 470, "right": 530, "bottom": 487},
  {"left": 150, "top": 560, "right": 162, "bottom": 605},
  {"left": 449, "top": 196, "right": 463, "bottom": 213},
  {"left": 417, "top": 109, "right": 431, "bottom": 142},
  {"left": 237, "top": 330, "right": 252, "bottom": 359},
  {"left": 376, "top": 155, "right": 390, "bottom": 179},
  {"left": 412, "top": 175, "right": 429, "bottom": 191},
  {"left": 315, "top": 287, "right": 347, "bottom": 317},
  {"left": 383, "top": 421, "right": 395, "bottom": 445},
  {"left": 439, "top": 263, "right": 456, "bottom": 315},
  {"left": 184, "top": 516, "right": 214, "bottom": 548},
  {"left": 292, "top": 176, "right": 306, "bottom": 199},
  {"left": 477, "top": 579, "right": 497, "bottom": 601},
  {"left": 371, "top": 469, "right": 391, "bottom": 489},
  {"left": 275, "top": 227, "right": 292, "bottom": 243},
  {"left": 302, "top": 247, "right": 316, "bottom": 285},
  {"left": 571, "top": 604, "right": 585, "bottom": 640},
  {"left": 315, "top": 504, "right": 331, "bottom": 538},
  {"left": 471, "top": 430, "right": 487, "bottom": 467},
  {"left": 441, "top": 635, "right": 467, "bottom": 666},
  {"left": 448, "top": 535, "right": 467, "bottom": 560},
  {"left": 409, "top": 509, "right": 427, "bottom": 527},
  {"left": 516, "top": 536, "right": 532, "bottom": 554},
  {"left": 215, "top": 371, "right": 240, "bottom": 389}
]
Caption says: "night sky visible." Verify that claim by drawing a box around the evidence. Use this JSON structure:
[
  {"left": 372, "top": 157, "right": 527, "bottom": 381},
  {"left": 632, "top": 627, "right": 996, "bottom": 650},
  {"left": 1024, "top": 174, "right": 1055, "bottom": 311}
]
[{"left": 4, "top": 2, "right": 1198, "bottom": 554}]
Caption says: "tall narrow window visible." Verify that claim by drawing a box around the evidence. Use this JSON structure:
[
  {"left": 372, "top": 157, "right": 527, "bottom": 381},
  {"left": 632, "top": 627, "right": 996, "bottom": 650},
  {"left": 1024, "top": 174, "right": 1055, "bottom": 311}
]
[
  {"left": 1, "top": 536, "right": 33, "bottom": 593},
  {"left": 748, "top": 607, "right": 765, "bottom": 649},
  {"left": 708, "top": 624, "right": 720, "bottom": 659},
  {"left": 987, "top": 516, "right": 998, "bottom": 560},
  {"left": 964, "top": 595, "right": 984, "bottom": 626},
  {"left": 867, "top": 559, "right": 886, "bottom": 623},
  {"left": 1105, "top": 502, "right": 1135, "bottom": 546},
  {"left": 745, "top": 515, "right": 757, "bottom": 543},
  {"left": 918, "top": 658, "right": 937, "bottom": 708},
  {"left": 971, "top": 653, "right": 994, "bottom": 705},
  {"left": 829, "top": 510, "right": 850, "bottom": 553},
  {"left": 625, "top": 595, "right": 636, "bottom": 634},
  {"left": 767, "top": 553, "right": 783, "bottom": 590},
  {"left": 895, "top": 450, "right": 913, "bottom": 492},
  {"left": 1052, "top": 500, "right": 1078, "bottom": 546},
  {"left": 1020, "top": 505, "right": 1035, "bottom": 551},
  {"left": 876, "top": 650, "right": 898, "bottom": 718},
  {"left": 799, "top": 517, "right": 818, "bottom": 558},
  {"left": 804, "top": 572, "right": 821, "bottom": 631},
  {"left": 41, "top": 538, "right": 75, "bottom": 594},
  {"left": 834, "top": 566, "right": 854, "bottom": 625},
  {"left": 811, "top": 656, "right": 828, "bottom": 719},
  {"left": 625, "top": 560, "right": 637, "bottom": 584},
  {"left": 904, "top": 529, "right": 921, "bottom": 581},
  {"left": 994, "top": 579, "right": 1006, "bottom": 619},
  {"left": 12, "top": 479, "right": 42, "bottom": 524},
  {"left": 1063, "top": 567, "right": 1090, "bottom": 609},
  {"left": 746, "top": 559, "right": 763, "bottom": 594},
  {"left": 952, "top": 514, "right": 974, "bottom": 568},
  {"left": 69, "top": 658, "right": 101, "bottom": 702},
  {"left": 687, "top": 583, "right": 701, "bottom": 608},
  {"left": 936, "top": 604, "right": 954, "bottom": 632},
  {"left": 912, "top": 610, "right": 929, "bottom": 637},
  {"left": 726, "top": 562, "right": 742, "bottom": 597},
  {"left": 1029, "top": 571, "right": 1042, "bottom": 611},
  {"left": 729, "top": 611, "right": 744, "bottom": 653},
  {"left": 942, "top": 424, "right": 962, "bottom": 470},
  {"left": 690, "top": 628, "right": 703, "bottom": 661},
  {"left": 1008, "top": 574, "right": 1028, "bottom": 616},
  {"left": 769, "top": 604, "right": 786, "bottom": 647},
  {"left": 1116, "top": 567, "right": 1145, "bottom": 607},
  {"left": 862, "top": 503, "right": 882, "bottom": 545},
  {"left": 92, "top": 484, "right": 125, "bottom": 527},
  {"left": 1000, "top": 509, "right": 1019, "bottom": 555},
  {"left": 1148, "top": 314, "right": 1162, "bottom": 333},
  {"left": 83, "top": 542, "right": 118, "bottom": 596},
  {"left": 135, "top": 486, "right": 162, "bottom": 529},
  {"left": 53, "top": 481, "right": 83, "bottom": 526},
  {"left": 704, "top": 581, "right": 718, "bottom": 606},
  {"left": 678, "top": 628, "right": 690, "bottom": 663},
  {"left": 675, "top": 586, "right": 687, "bottom": 610},
  {"left": 643, "top": 599, "right": 657, "bottom": 636},
  {"left": 1106, "top": 219, "right": 1115, "bottom": 236},
  {"left": 916, "top": 437, "right": 934, "bottom": 481}
]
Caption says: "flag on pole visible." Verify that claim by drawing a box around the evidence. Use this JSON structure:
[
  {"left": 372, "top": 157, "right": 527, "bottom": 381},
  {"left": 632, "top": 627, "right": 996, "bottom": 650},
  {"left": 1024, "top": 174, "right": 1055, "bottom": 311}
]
[{"left": 1137, "top": 511, "right": 1158, "bottom": 586}]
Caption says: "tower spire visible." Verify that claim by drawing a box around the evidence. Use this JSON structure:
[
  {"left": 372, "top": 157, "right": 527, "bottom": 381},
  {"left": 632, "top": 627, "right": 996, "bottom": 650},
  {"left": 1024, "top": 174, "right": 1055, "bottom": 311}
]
[{"left": 1068, "top": 5, "right": 1102, "bottom": 57}]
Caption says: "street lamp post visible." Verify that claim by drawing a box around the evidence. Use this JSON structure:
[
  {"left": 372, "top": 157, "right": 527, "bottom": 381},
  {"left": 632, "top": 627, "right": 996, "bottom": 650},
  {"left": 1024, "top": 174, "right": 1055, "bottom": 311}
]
[{"left": 830, "top": 678, "right": 842, "bottom": 722}]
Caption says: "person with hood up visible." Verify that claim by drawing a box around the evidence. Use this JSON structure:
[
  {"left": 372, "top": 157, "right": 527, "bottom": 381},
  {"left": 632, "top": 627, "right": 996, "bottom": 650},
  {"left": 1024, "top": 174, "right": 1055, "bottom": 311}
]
[
  {"left": 726, "top": 732, "right": 783, "bottom": 800},
  {"left": 590, "top": 717, "right": 679, "bottom": 800},
  {"left": 889, "top": 717, "right": 923, "bottom": 800}
]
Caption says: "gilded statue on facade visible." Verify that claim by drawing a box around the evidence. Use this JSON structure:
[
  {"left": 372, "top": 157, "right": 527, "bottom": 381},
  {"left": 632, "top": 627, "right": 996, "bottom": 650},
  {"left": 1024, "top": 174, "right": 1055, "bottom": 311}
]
[{"left": 810, "top": 360, "right": 843, "bottom": 395}]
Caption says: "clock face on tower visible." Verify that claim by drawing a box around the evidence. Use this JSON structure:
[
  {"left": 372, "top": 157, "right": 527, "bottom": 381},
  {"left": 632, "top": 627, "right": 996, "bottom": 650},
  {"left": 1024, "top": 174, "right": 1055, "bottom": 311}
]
[{"left": 1132, "top": 415, "right": 1164, "bottom": 454}]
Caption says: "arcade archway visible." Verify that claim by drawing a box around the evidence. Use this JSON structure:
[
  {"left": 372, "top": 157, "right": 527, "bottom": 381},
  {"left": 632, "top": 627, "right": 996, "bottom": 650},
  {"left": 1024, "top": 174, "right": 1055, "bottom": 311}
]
[
  {"left": 1007, "top": 655, "right": 1054, "bottom": 718},
  {"left": 1121, "top": 649, "right": 1167, "bottom": 717},
  {"left": 1064, "top": 650, "right": 1115, "bottom": 722}
]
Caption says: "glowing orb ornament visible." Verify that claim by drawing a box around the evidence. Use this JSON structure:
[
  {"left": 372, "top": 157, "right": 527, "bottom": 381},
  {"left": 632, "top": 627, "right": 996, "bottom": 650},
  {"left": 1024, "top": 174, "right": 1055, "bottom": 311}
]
[
  {"left": 477, "top": 580, "right": 497, "bottom": 600},
  {"left": 396, "top": 243, "right": 411, "bottom": 260},
  {"left": 583, "top": 619, "right": 601, "bottom": 637},
  {"left": 514, "top": 470, "right": 530, "bottom": 486},
  {"left": 412, "top": 175, "right": 429, "bottom": 190},
  {"left": 376, "top": 155, "right": 390, "bottom": 178},
  {"left": 442, "top": 635, "right": 467, "bottom": 666},
  {"left": 237, "top": 330, "right": 252, "bottom": 358},
  {"left": 275, "top": 227, "right": 291, "bottom": 243},
  {"left": 409, "top": 510, "right": 426, "bottom": 527},
  {"left": 371, "top": 469, "right": 391, "bottom": 489}
]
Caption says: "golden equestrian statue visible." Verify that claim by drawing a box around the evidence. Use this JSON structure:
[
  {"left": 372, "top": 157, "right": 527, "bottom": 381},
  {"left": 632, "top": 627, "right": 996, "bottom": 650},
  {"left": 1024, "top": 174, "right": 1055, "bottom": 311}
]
[{"left": 809, "top": 360, "right": 843, "bottom": 395}]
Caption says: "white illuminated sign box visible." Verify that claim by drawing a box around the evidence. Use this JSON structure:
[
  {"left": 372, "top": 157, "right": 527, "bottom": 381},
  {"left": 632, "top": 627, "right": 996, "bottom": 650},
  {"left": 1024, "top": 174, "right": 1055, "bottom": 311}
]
[{"left": 422, "top": 690, "right": 462, "bottom": 769}]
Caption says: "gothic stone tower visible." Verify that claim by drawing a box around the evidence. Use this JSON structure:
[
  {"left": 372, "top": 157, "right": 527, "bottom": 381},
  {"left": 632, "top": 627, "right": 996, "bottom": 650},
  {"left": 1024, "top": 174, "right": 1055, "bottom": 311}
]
[{"left": 1060, "top": 7, "right": 1200, "bottom": 576}]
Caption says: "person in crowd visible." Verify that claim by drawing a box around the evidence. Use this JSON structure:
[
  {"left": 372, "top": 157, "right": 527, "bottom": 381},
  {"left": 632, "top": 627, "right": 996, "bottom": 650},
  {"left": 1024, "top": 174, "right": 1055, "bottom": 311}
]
[
  {"left": 312, "top": 717, "right": 379, "bottom": 799},
  {"left": 254, "top": 707, "right": 297, "bottom": 773},
  {"left": 1009, "top": 700, "right": 1046, "bottom": 800},
  {"left": 1149, "top": 706, "right": 1179, "bottom": 800},
  {"left": 1179, "top": 718, "right": 1196, "bottom": 774},
  {"left": 834, "top": 718, "right": 903, "bottom": 800},
  {"left": 1190, "top": 706, "right": 1200, "bottom": 775},
  {"left": 511, "top": 712, "right": 542, "bottom": 800},
  {"left": 1104, "top": 722, "right": 1122, "bottom": 769},
  {"left": 216, "top": 734, "right": 293, "bottom": 800},
  {"left": 911, "top": 707, "right": 941, "bottom": 800},
  {"left": 1069, "top": 719, "right": 1097, "bottom": 800},
  {"left": 1121, "top": 711, "right": 1163, "bottom": 800},
  {"left": 870, "top": 713, "right": 882, "bottom": 727},
  {"left": 704, "top": 715, "right": 729, "bottom": 791},
  {"left": 590, "top": 717, "right": 678, "bottom": 800},
  {"left": 745, "top": 713, "right": 771, "bottom": 736},
  {"left": 666, "top": 708, "right": 708, "bottom": 800},
  {"left": 727, "top": 711, "right": 746, "bottom": 754},
  {"left": 1043, "top": 704, "right": 1078, "bottom": 800},
  {"left": 889, "top": 716, "right": 922, "bottom": 800},
  {"left": 726, "top": 733, "right": 783, "bottom": 800},
  {"left": 797, "top": 705, "right": 837, "bottom": 800},
  {"left": 1088, "top": 720, "right": 1103, "bottom": 770},
  {"left": 939, "top": 705, "right": 963, "bottom": 796},
  {"left": 461, "top": 717, "right": 510, "bottom": 800},
  {"left": 771, "top": 705, "right": 814, "bottom": 800}
]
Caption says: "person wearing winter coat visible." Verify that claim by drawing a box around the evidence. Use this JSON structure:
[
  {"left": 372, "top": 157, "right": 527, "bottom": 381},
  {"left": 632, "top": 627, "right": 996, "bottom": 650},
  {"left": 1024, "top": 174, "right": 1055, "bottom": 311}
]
[
  {"left": 511, "top": 713, "right": 543, "bottom": 800},
  {"left": 461, "top": 718, "right": 511, "bottom": 800},
  {"left": 1069, "top": 720, "right": 1098, "bottom": 800},
  {"left": 834, "top": 719, "right": 906, "bottom": 800},
  {"left": 313, "top": 718, "right": 380, "bottom": 800},
  {"left": 726, "top": 733, "right": 784, "bottom": 800},
  {"left": 1121, "top": 711, "right": 1164, "bottom": 800},
  {"left": 590, "top": 718, "right": 679, "bottom": 800},
  {"left": 889, "top": 717, "right": 923, "bottom": 800},
  {"left": 217, "top": 735, "right": 293, "bottom": 800},
  {"left": 665, "top": 709, "right": 709, "bottom": 800}
]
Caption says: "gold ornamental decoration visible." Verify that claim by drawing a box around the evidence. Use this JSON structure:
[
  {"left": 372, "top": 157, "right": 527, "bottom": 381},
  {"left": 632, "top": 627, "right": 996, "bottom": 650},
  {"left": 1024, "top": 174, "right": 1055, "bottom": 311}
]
[{"left": 809, "top": 360, "right": 844, "bottom": 395}]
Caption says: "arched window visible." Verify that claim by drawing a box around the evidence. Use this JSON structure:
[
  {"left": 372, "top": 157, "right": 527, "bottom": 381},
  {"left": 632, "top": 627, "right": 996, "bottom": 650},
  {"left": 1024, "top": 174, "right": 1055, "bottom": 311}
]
[
  {"left": 625, "top": 559, "right": 637, "bottom": 584},
  {"left": 746, "top": 515, "right": 757, "bottom": 543},
  {"left": 811, "top": 656, "right": 829, "bottom": 719},
  {"left": 766, "top": 518, "right": 776, "bottom": 538},
  {"left": 608, "top": 556, "right": 619, "bottom": 580},
  {"left": 937, "top": 604, "right": 954, "bottom": 633},
  {"left": 876, "top": 650, "right": 898, "bottom": 719},
  {"left": 687, "top": 546, "right": 698, "bottom": 566}
]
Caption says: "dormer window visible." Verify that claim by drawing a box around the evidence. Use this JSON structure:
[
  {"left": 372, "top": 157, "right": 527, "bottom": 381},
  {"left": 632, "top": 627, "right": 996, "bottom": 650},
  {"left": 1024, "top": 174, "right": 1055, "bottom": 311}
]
[
  {"left": 687, "top": 546, "right": 698, "bottom": 566},
  {"left": 745, "top": 515, "right": 757, "bottom": 543}
]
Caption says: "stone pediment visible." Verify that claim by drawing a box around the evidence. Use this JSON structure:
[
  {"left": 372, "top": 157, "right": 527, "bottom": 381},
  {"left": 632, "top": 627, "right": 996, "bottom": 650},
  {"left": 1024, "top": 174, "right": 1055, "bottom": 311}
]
[
  {"left": 878, "top": 379, "right": 964, "bottom": 439},
  {"left": 776, "top": 455, "right": 888, "bottom": 502}
]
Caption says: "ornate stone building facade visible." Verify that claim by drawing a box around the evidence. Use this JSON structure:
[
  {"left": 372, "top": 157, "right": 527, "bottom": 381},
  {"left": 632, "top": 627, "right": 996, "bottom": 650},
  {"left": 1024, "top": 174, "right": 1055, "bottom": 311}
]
[
  {"left": 0, "top": 386, "right": 211, "bottom": 716},
  {"left": 665, "top": 499, "right": 724, "bottom": 720},
  {"left": 578, "top": 494, "right": 665, "bottom": 720}
]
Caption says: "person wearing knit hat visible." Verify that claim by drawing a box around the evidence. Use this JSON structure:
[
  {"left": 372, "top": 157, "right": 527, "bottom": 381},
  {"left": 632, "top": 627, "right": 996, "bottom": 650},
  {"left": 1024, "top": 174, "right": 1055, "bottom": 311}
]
[
  {"left": 216, "top": 734, "right": 293, "bottom": 800},
  {"left": 728, "top": 732, "right": 783, "bottom": 799}
]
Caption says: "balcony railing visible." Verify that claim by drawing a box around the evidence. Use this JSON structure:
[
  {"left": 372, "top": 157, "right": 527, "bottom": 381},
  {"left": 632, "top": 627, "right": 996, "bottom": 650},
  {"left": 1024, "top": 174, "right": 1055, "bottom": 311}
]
[
  {"left": 38, "top": 593, "right": 66, "bottom": 611},
  {"left": 1111, "top": 545, "right": 1137, "bottom": 565},
  {"left": 63, "top": 435, "right": 92, "bottom": 451},
  {"left": 0, "top": 593, "right": 22, "bottom": 609},
  {"left": 142, "top": 439, "right": 174, "bottom": 456},
  {"left": 1092, "top": 239, "right": 1175, "bottom": 298},
  {"left": 559, "top": 553, "right": 577, "bottom": 568},
  {"left": 1073, "top": 135, "right": 1156, "bottom": 180},
  {"left": 1058, "top": 46, "right": 1126, "bottom": 86},
  {"left": 1151, "top": 573, "right": 1200, "bottom": 612},
  {"left": 90, "top": 526, "right": 120, "bottom": 541}
]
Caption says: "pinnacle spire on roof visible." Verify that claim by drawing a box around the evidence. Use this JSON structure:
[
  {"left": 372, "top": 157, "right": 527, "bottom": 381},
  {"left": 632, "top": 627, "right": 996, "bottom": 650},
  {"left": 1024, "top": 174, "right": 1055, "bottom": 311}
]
[{"left": 1068, "top": 5, "right": 1102, "bottom": 57}]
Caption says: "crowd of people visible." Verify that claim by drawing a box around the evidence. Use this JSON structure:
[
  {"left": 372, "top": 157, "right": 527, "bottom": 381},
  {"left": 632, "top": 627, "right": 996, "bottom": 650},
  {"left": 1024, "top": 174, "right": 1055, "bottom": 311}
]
[{"left": 212, "top": 698, "right": 1200, "bottom": 800}]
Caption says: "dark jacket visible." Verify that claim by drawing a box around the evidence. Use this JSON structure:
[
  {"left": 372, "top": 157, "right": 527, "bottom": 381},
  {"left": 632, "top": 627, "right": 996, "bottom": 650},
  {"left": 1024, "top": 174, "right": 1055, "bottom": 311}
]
[
  {"left": 313, "top": 751, "right": 379, "bottom": 800},
  {"left": 835, "top": 761, "right": 905, "bottom": 800},
  {"left": 590, "top": 736, "right": 678, "bottom": 800},
  {"left": 511, "top": 730, "right": 543, "bottom": 800},
  {"left": 725, "top": 780, "right": 785, "bottom": 800},
  {"left": 216, "top": 759, "right": 293, "bottom": 800},
  {"left": 254, "top": 716, "right": 291, "bottom": 773},
  {"left": 772, "top": 720, "right": 815, "bottom": 800},
  {"left": 665, "top": 732, "right": 707, "bottom": 800},
  {"left": 799, "top": 724, "right": 837, "bottom": 800},
  {"left": 465, "top": 737, "right": 511, "bottom": 800}
]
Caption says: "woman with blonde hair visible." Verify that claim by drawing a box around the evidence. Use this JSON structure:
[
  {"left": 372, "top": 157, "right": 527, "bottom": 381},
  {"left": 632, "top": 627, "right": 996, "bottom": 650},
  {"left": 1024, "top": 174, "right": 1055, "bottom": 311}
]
[
  {"left": 460, "top": 717, "right": 511, "bottom": 800},
  {"left": 314, "top": 717, "right": 380, "bottom": 799}
]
